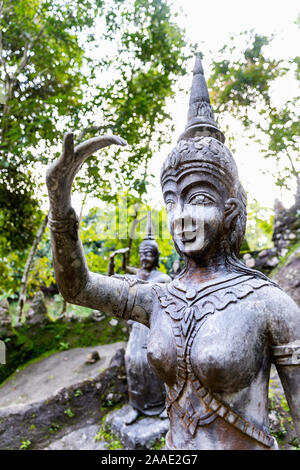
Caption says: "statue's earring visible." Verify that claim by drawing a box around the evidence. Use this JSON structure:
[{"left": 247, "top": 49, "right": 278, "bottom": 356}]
[{"left": 224, "top": 198, "right": 240, "bottom": 231}]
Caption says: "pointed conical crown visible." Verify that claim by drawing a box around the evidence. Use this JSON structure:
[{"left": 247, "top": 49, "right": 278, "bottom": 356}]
[
  {"left": 178, "top": 53, "right": 225, "bottom": 143},
  {"left": 144, "top": 211, "right": 155, "bottom": 240}
]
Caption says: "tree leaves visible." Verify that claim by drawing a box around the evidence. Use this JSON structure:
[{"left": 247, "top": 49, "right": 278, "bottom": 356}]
[{"left": 208, "top": 30, "right": 299, "bottom": 189}]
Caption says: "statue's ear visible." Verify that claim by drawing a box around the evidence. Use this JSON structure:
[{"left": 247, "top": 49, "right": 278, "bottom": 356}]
[{"left": 224, "top": 198, "right": 240, "bottom": 230}]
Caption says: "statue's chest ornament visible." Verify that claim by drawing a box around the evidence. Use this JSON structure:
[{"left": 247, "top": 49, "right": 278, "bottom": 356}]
[{"left": 152, "top": 273, "right": 276, "bottom": 448}]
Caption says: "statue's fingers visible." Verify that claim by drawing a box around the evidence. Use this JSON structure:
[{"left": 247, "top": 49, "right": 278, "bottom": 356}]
[
  {"left": 62, "top": 132, "right": 75, "bottom": 162},
  {"left": 74, "top": 135, "right": 127, "bottom": 161}
]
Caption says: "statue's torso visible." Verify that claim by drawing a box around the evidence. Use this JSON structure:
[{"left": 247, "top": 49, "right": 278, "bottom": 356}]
[{"left": 147, "top": 273, "right": 277, "bottom": 450}]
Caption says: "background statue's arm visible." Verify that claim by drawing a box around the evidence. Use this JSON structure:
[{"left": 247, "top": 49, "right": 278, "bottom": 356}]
[
  {"left": 107, "top": 248, "right": 130, "bottom": 276},
  {"left": 268, "top": 288, "right": 300, "bottom": 441},
  {"left": 46, "top": 133, "right": 152, "bottom": 326}
]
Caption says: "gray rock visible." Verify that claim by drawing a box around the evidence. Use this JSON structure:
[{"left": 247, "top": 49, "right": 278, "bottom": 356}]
[
  {"left": 0, "top": 298, "right": 9, "bottom": 313},
  {"left": 245, "top": 257, "right": 255, "bottom": 268},
  {"left": 105, "top": 404, "right": 169, "bottom": 449},
  {"left": 26, "top": 291, "right": 48, "bottom": 326},
  {"left": 85, "top": 350, "right": 101, "bottom": 364},
  {"left": 0, "top": 298, "right": 10, "bottom": 321},
  {"left": 280, "top": 248, "right": 289, "bottom": 257},
  {"left": 92, "top": 310, "right": 105, "bottom": 322},
  {"left": 274, "top": 250, "right": 300, "bottom": 306},
  {"left": 266, "top": 256, "right": 279, "bottom": 268},
  {"left": 0, "top": 298, "right": 11, "bottom": 337},
  {"left": 0, "top": 342, "right": 127, "bottom": 450},
  {"left": 45, "top": 424, "right": 106, "bottom": 450}
]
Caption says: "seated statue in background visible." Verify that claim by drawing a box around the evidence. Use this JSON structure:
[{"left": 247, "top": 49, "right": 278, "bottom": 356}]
[
  {"left": 107, "top": 214, "right": 170, "bottom": 422},
  {"left": 46, "top": 54, "right": 300, "bottom": 450}
]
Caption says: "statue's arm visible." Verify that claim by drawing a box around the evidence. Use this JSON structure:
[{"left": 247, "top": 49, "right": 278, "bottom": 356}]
[
  {"left": 125, "top": 266, "right": 139, "bottom": 275},
  {"left": 46, "top": 133, "right": 153, "bottom": 326},
  {"left": 268, "top": 288, "right": 300, "bottom": 441}
]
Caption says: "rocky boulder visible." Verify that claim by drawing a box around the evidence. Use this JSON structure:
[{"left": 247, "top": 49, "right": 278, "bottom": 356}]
[
  {"left": 0, "top": 298, "right": 12, "bottom": 338},
  {"left": 0, "top": 342, "right": 127, "bottom": 450},
  {"left": 273, "top": 246, "right": 300, "bottom": 307},
  {"left": 25, "top": 291, "right": 48, "bottom": 326}
]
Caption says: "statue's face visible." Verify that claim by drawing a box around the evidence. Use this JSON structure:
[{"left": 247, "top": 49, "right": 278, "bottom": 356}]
[
  {"left": 162, "top": 170, "right": 228, "bottom": 259},
  {"left": 139, "top": 247, "right": 156, "bottom": 270}
]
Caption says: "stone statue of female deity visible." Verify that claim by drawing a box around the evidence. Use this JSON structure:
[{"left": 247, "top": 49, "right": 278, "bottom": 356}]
[
  {"left": 107, "top": 214, "right": 170, "bottom": 421},
  {"left": 46, "top": 54, "right": 300, "bottom": 450}
]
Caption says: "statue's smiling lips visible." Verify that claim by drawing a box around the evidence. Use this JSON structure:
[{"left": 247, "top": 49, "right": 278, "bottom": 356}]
[
  {"left": 174, "top": 227, "right": 199, "bottom": 243},
  {"left": 181, "top": 233, "right": 197, "bottom": 243}
]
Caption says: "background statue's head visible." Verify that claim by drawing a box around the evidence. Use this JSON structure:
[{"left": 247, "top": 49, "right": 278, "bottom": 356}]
[
  {"left": 139, "top": 212, "right": 159, "bottom": 270},
  {"left": 160, "top": 54, "right": 247, "bottom": 267}
]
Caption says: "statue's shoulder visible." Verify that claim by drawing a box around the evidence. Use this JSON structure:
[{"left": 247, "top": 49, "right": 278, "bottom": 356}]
[
  {"left": 152, "top": 280, "right": 170, "bottom": 298},
  {"left": 258, "top": 278, "right": 300, "bottom": 344},
  {"left": 261, "top": 278, "right": 300, "bottom": 312},
  {"left": 157, "top": 272, "right": 172, "bottom": 283},
  {"left": 148, "top": 270, "right": 171, "bottom": 284}
]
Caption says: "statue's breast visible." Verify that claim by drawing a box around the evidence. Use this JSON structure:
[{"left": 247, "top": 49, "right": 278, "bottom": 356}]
[
  {"left": 190, "top": 301, "right": 267, "bottom": 393},
  {"left": 147, "top": 307, "right": 178, "bottom": 386}
]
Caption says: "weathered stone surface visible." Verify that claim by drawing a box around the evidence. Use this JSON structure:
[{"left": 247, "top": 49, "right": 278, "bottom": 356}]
[
  {"left": 0, "top": 298, "right": 12, "bottom": 337},
  {"left": 85, "top": 350, "right": 101, "bottom": 364},
  {"left": 273, "top": 247, "right": 300, "bottom": 307},
  {"left": 92, "top": 310, "right": 106, "bottom": 322},
  {"left": 25, "top": 290, "right": 48, "bottom": 326},
  {"left": 0, "top": 343, "right": 127, "bottom": 450},
  {"left": 45, "top": 424, "right": 106, "bottom": 450},
  {"left": 104, "top": 404, "right": 169, "bottom": 449},
  {"left": 0, "top": 298, "right": 9, "bottom": 316}
]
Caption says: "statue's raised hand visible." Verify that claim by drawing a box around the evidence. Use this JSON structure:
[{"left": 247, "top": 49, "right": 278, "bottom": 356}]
[{"left": 46, "top": 132, "right": 127, "bottom": 218}]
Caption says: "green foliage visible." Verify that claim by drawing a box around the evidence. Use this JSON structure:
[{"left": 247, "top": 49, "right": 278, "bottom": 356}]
[
  {"left": 19, "top": 439, "right": 31, "bottom": 450},
  {"left": 209, "top": 33, "right": 282, "bottom": 118},
  {"left": 95, "top": 419, "right": 123, "bottom": 450},
  {"left": 0, "top": 251, "right": 27, "bottom": 296},
  {"left": 73, "top": 0, "right": 190, "bottom": 200},
  {"left": 208, "top": 30, "right": 299, "bottom": 190},
  {"left": 64, "top": 407, "right": 75, "bottom": 418},
  {"left": 81, "top": 197, "right": 173, "bottom": 274},
  {"left": 0, "top": 172, "right": 43, "bottom": 255},
  {"left": 0, "top": 193, "right": 175, "bottom": 294},
  {"left": 151, "top": 435, "right": 165, "bottom": 450},
  {"left": 0, "top": 0, "right": 97, "bottom": 245},
  {"left": 246, "top": 200, "right": 273, "bottom": 250}
]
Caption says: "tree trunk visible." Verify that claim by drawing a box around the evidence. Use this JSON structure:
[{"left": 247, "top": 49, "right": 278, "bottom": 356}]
[
  {"left": 61, "top": 297, "right": 68, "bottom": 315},
  {"left": 17, "top": 213, "right": 49, "bottom": 323},
  {"left": 126, "top": 203, "right": 141, "bottom": 267}
]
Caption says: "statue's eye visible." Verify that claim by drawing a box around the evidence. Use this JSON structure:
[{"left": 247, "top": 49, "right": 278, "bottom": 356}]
[
  {"left": 166, "top": 200, "right": 175, "bottom": 211},
  {"left": 189, "top": 194, "right": 214, "bottom": 205}
]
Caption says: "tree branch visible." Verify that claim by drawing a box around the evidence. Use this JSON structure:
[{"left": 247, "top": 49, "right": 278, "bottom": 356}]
[
  {"left": 0, "top": 0, "right": 8, "bottom": 77},
  {"left": 286, "top": 151, "right": 299, "bottom": 179},
  {"left": 13, "top": 24, "right": 46, "bottom": 80}
]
